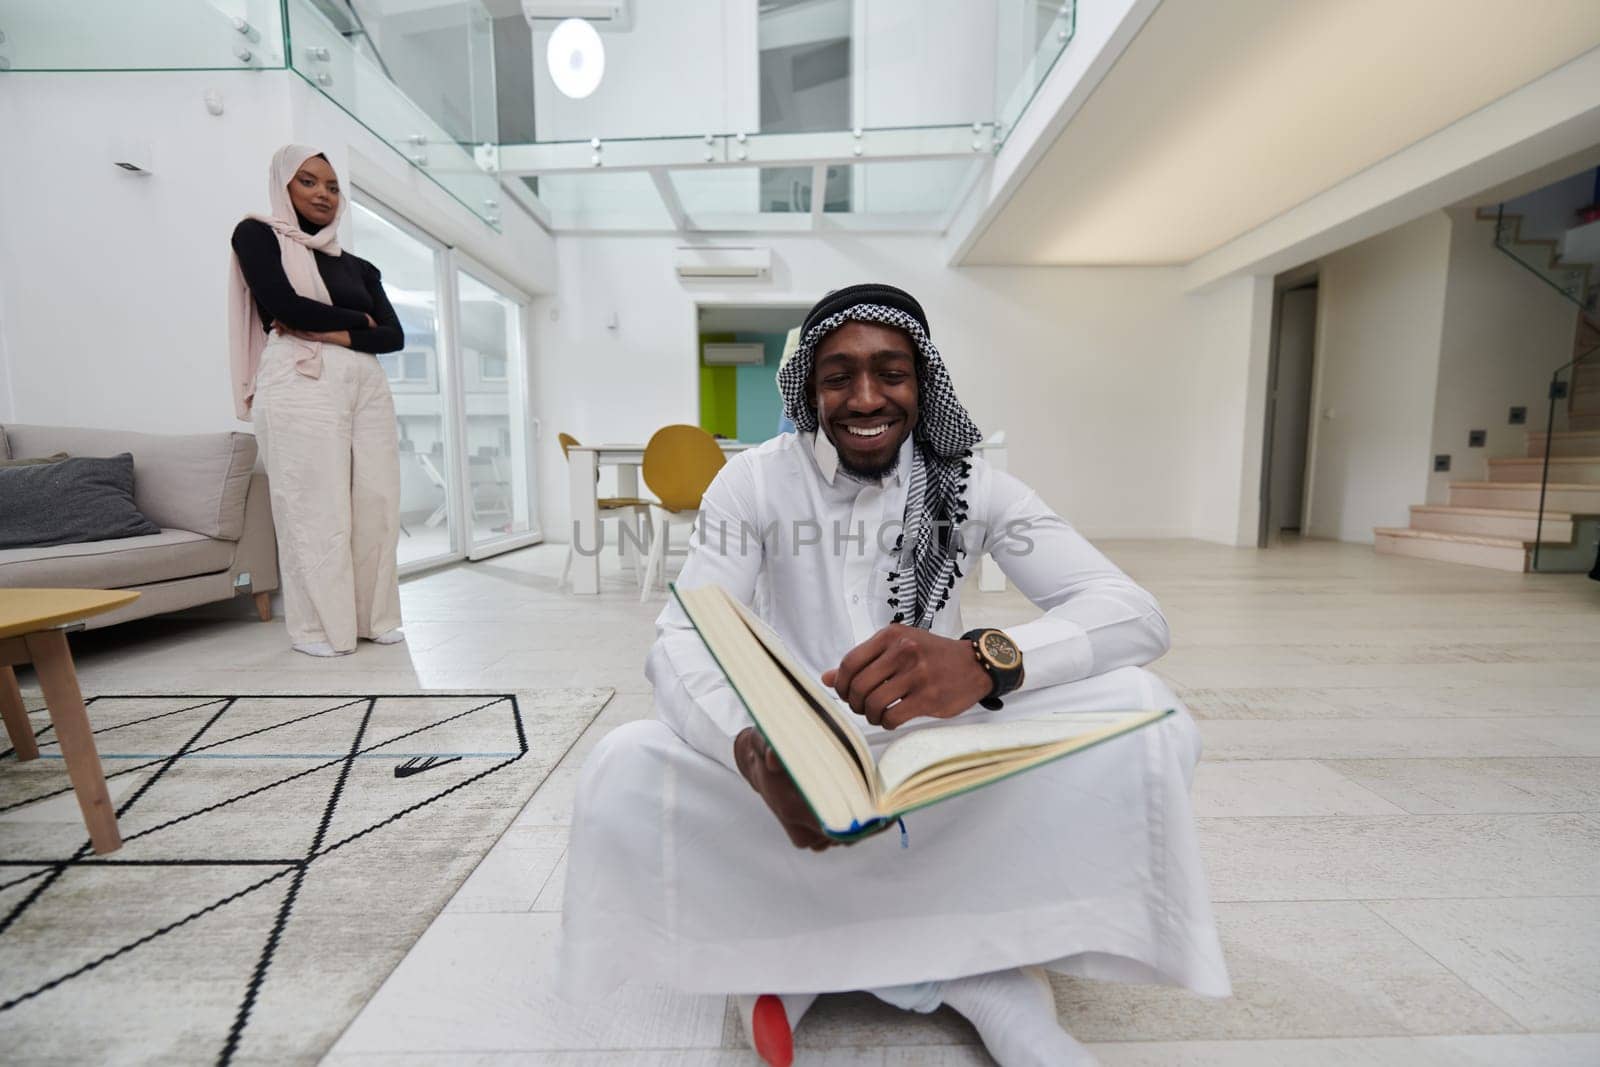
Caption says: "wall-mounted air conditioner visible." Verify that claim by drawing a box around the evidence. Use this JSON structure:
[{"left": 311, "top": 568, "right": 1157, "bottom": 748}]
[
  {"left": 673, "top": 246, "right": 773, "bottom": 280},
  {"left": 703, "top": 343, "right": 767, "bottom": 366},
  {"left": 522, "top": 1, "right": 632, "bottom": 30}
]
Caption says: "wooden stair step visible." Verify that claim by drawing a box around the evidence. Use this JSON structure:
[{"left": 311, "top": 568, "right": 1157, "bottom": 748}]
[
  {"left": 1373, "top": 528, "right": 1529, "bottom": 573},
  {"left": 1488, "top": 456, "right": 1600, "bottom": 484},
  {"left": 1408, "top": 504, "right": 1574, "bottom": 542},
  {"left": 1375, "top": 527, "right": 1524, "bottom": 547},
  {"left": 1409, "top": 504, "right": 1572, "bottom": 519},
  {"left": 1525, "top": 430, "right": 1600, "bottom": 457},
  {"left": 1448, "top": 481, "right": 1600, "bottom": 513}
]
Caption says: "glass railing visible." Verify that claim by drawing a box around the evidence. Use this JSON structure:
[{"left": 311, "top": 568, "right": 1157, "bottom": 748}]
[
  {"left": 293, "top": 0, "right": 499, "bottom": 151},
  {"left": 501, "top": 124, "right": 994, "bottom": 231},
  {"left": 0, "top": 0, "right": 286, "bottom": 70},
  {"left": 0, "top": 0, "right": 502, "bottom": 228},
  {"left": 283, "top": 0, "right": 502, "bottom": 227},
  {"left": 1493, "top": 204, "right": 1599, "bottom": 315},
  {"left": 1, "top": 0, "right": 1083, "bottom": 231},
  {"left": 995, "top": 0, "right": 1077, "bottom": 141},
  {"left": 522, "top": 1, "right": 1074, "bottom": 148},
  {"left": 1530, "top": 323, "right": 1600, "bottom": 573}
]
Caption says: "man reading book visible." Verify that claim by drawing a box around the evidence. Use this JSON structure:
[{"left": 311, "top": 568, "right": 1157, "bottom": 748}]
[{"left": 560, "top": 284, "right": 1229, "bottom": 1066}]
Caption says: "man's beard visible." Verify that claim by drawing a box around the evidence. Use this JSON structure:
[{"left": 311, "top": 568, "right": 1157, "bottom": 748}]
[{"left": 838, "top": 449, "right": 900, "bottom": 482}]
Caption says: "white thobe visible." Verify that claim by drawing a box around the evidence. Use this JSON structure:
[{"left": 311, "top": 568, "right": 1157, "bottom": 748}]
[{"left": 560, "top": 432, "right": 1230, "bottom": 1000}]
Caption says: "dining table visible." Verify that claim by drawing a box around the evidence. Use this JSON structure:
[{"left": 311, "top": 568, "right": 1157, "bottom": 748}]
[
  {"left": 565, "top": 440, "right": 754, "bottom": 595},
  {"left": 564, "top": 434, "right": 1011, "bottom": 596}
]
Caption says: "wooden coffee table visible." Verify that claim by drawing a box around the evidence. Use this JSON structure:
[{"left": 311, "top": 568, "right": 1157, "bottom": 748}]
[{"left": 0, "top": 588, "right": 140, "bottom": 854}]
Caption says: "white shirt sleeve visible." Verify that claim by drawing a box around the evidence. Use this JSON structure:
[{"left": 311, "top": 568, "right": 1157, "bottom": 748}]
[
  {"left": 979, "top": 468, "right": 1172, "bottom": 692},
  {"left": 643, "top": 456, "right": 764, "bottom": 772}
]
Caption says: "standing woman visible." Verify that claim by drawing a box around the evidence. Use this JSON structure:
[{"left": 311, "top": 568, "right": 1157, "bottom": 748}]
[{"left": 228, "top": 144, "right": 406, "bottom": 657}]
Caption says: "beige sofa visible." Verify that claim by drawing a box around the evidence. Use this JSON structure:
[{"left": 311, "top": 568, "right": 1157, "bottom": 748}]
[{"left": 0, "top": 423, "right": 279, "bottom": 629}]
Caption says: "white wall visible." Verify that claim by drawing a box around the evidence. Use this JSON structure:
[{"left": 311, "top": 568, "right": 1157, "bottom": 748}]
[
  {"left": 0, "top": 71, "right": 554, "bottom": 436},
  {"left": 533, "top": 233, "right": 1267, "bottom": 546},
  {"left": 1185, "top": 274, "right": 1275, "bottom": 546},
  {"left": 1427, "top": 207, "right": 1580, "bottom": 499},
  {"left": 0, "top": 280, "right": 15, "bottom": 424},
  {"left": 1304, "top": 212, "right": 1453, "bottom": 542},
  {"left": 857, "top": 0, "right": 996, "bottom": 129},
  {"left": 0, "top": 72, "right": 291, "bottom": 435}
]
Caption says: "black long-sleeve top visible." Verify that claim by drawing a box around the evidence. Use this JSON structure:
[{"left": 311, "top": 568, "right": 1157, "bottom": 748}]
[{"left": 231, "top": 215, "right": 405, "bottom": 354}]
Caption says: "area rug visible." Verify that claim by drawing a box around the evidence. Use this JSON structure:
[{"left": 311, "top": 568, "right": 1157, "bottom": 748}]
[{"left": 0, "top": 689, "right": 612, "bottom": 1065}]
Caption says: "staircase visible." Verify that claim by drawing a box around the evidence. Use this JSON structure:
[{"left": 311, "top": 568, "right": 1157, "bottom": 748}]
[
  {"left": 1481, "top": 207, "right": 1599, "bottom": 312},
  {"left": 1374, "top": 318, "right": 1600, "bottom": 572}
]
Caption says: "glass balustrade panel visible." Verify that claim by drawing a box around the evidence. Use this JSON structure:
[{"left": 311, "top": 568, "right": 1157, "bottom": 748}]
[{"left": 0, "top": 0, "right": 285, "bottom": 71}]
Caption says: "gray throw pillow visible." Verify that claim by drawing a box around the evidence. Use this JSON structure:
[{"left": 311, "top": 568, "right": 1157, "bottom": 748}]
[{"left": 0, "top": 453, "right": 161, "bottom": 550}]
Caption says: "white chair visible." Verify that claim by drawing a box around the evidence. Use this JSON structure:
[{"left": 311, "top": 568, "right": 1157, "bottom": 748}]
[{"left": 416, "top": 452, "right": 450, "bottom": 528}]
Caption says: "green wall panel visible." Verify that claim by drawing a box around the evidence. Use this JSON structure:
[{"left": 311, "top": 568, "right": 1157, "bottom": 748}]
[{"left": 698, "top": 333, "right": 738, "bottom": 439}]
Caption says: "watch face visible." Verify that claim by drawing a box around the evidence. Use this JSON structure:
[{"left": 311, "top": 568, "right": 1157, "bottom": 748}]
[{"left": 980, "top": 631, "right": 1020, "bottom": 669}]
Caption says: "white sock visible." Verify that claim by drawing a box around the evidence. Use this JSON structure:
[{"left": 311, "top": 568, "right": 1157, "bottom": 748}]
[
  {"left": 367, "top": 629, "right": 405, "bottom": 645},
  {"left": 938, "top": 967, "right": 1095, "bottom": 1067},
  {"left": 292, "top": 641, "right": 350, "bottom": 658},
  {"left": 734, "top": 992, "right": 818, "bottom": 1046}
]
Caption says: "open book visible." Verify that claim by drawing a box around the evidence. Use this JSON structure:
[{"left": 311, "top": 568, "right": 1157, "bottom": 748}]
[{"left": 671, "top": 582, "right": 1174, "bottom": 841}]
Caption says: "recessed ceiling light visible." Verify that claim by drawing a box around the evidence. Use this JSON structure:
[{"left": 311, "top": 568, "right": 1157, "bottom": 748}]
[{"left": 547, "top": 18, "right": 604, "bottom": 100}]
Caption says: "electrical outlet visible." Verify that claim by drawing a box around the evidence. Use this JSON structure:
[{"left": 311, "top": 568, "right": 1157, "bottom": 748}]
[
  {"left": 1434, "top": 454, "right": 1452, "bottom": 473},
  {"left": 1509, "top": 406, "right": 1527, "bottom": 425},
  {"left": 1468, "top": 430, "right": 1486, "bottom": 447}
]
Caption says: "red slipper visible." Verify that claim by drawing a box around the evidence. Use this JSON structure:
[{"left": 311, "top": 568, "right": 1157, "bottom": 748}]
[{"left": 751, "top": 993, "right": 794, "bottom": 1067}]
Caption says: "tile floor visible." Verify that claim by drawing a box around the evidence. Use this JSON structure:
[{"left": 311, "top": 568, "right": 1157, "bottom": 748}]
[{"left": 41, "top": 537, "right": 1600, "bottom": 1065}]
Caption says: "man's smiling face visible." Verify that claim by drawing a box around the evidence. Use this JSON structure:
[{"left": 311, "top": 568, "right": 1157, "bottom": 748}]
[{"left": 810, "top": 321, "right": 920, "bottom": 479}]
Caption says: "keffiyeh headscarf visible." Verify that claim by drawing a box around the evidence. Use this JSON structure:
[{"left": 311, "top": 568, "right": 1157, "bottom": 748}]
[{"left": 777, "top": 284, "right": 983, "bottom": 629}]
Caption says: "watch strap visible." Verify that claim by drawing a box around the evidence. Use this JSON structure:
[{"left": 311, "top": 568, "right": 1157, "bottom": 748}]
[{"left": 963, "top": 628, "right": 1023, "bottom": 710}]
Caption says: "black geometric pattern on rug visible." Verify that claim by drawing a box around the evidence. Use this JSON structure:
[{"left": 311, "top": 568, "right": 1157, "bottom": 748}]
[{"left": 0, "top": 693, "right": 528, "bottom": 1066}]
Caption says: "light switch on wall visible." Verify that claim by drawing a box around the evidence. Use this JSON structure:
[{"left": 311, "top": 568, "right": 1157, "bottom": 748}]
[{"left": 110, "top": 138, "right": 154, "bottom": 175}]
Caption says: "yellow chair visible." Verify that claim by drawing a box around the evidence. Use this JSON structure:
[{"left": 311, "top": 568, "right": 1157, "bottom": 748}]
[
  {"left": 557, "top": 432, "right": 655, "bottom": 590},
  {"left": 639, "top": 424, "right": 728, "bottom": 600}
]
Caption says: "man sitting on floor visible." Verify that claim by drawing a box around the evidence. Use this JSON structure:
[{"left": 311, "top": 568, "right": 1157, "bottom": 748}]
[{"left": 559, "top": 284, "right": 1229, "bottom": 1066}]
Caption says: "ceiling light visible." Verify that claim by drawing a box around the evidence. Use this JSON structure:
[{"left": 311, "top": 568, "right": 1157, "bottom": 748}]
[{"left": 547, "top": 18, "right": 604, "bottom": 100}]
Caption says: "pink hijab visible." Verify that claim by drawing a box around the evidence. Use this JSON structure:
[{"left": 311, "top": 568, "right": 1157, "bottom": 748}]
[{"left": 227, "top": 144, "right": 349, "bottom": 420}]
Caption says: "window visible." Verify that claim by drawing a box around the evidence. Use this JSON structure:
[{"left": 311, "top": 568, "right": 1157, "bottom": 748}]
[
  {"left": 480, "top": 352, "right": 508, "bottom": 382},
  {"left": 378, "top": 347, "right": 438, "bottom": 389}
]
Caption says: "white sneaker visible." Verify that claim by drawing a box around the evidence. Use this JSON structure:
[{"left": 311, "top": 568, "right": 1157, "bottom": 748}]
[
  {"left": 368, "top": 629, "right": 406, "bottom": 645},
  {"left": 292, "top": 641, "right": 352, "bottom": 658}
]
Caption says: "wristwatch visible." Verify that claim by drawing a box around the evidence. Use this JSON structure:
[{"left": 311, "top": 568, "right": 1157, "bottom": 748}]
[{"left": 961, "top": 628, "right": 1025, "bottom": 710}]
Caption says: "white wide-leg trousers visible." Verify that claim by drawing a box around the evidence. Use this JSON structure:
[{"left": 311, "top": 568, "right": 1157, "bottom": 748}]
[
  {"left": 560, "top": 665, "right": 1230, "bottom": 1001},
  {"left": 253, "top": 340, "right": 402, "bottom": 651}
]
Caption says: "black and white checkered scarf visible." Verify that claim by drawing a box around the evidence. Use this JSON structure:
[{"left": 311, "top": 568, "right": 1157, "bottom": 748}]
[{"left": 777, "top": 303, "right": 982, "bottom": 629}]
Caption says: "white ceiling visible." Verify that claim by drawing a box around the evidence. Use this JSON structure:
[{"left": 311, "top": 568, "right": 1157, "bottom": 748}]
[{"left": 966, "top": 0, "right": 1600, "bottom": 266}]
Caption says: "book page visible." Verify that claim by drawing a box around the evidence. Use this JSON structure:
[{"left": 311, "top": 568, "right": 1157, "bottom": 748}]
[
  {"left": 877, "top": 711, "right": 1165, "bottom": 800},
  {"left": 719, "top": 590, "right": 880, "bottom": 804},
  {"left": 671, "top": 584, "right": 879, "bottom": 833}
]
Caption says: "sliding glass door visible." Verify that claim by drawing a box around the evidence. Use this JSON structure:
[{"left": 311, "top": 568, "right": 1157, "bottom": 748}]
[
  {"left": 350, "top": 198, "right": 457, "bottom": 570},
  {"left": 350, "top": 194, "right": 539, "bottom": 573},
  {"left": 455, "top": 262, "right": 539, "bottom": 557}
]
